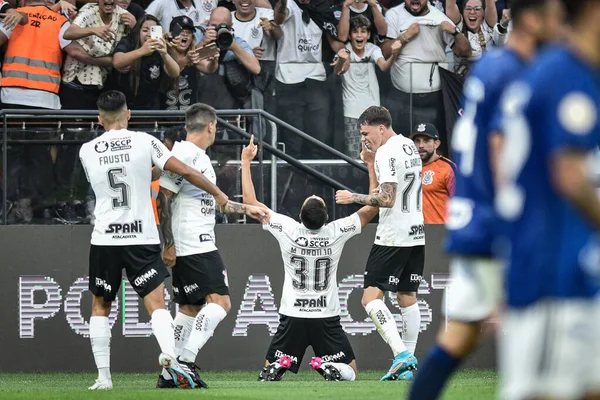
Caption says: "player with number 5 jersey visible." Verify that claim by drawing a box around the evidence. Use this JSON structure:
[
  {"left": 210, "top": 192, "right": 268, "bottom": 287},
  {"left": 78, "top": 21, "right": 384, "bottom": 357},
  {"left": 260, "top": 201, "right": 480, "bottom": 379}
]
[
  {"left": 79, "top": 91, "right": 244, "bottom": 391},
  {"left": 241, "top": 135, "right": 378, "bottom": 382},
  {"left": 336, "top": 106, "right": 424, "bottom": 382}
]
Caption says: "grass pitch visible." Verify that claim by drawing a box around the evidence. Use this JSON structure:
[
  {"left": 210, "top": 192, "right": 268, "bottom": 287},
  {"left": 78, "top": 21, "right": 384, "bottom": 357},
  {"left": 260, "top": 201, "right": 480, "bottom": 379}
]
[{"left": 0, "top": 370, "right": 497, "bottom": 399}]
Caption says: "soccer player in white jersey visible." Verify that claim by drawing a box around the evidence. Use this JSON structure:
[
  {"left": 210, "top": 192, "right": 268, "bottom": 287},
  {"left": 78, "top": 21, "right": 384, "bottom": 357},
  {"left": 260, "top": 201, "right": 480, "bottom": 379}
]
[
  {"left": 155, "top": 104, "right": 269, "bottom": 389},
  {"left": 336, "top": 105, "right": 424, "bottom": 381},
  {"left": 79, "top": 91, "right": 262, "bottom": 390},
  {"left": 240, "top": 136, "right": 379, "bottom": 382}
]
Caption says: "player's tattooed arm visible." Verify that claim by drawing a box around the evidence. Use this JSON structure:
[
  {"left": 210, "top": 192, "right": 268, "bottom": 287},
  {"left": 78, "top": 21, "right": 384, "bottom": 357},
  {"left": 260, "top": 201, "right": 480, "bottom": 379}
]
[
  {"left": 156, "top": 187, "right": 176, "bottom": 267},
  {"left": 218, "top": 199, "right": 270, "bottom": 223},
  {"left": 217, "top": 200, "right": 247, "bottom": 215},
  {"left": 336, "top": 183, "right": 397, "bottom": 208}
]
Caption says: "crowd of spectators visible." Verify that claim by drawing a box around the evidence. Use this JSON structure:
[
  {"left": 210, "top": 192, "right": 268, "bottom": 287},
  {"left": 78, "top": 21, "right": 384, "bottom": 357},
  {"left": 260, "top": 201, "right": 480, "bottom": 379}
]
[{"left": 0, "top": 0, "right": 510, "bottom": 224}]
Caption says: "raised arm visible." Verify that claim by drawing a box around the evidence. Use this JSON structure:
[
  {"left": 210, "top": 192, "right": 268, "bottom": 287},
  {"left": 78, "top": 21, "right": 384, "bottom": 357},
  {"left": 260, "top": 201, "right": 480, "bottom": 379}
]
[
  {"left": 241, "top": 135, "right": 269, "bottom": 208},
  {"left": 484, "top": 0, "right": 498, "bottom": 28},
  {"left": 357, "top": 206, "right": 379, "bottom": 227},
  {"left": 445, "top": 0, "right": 460, "bottom": 24},
  {"left": 156, "top": 186, "right": 177, "bottom": 267},
  {"left": 273, "top": 0, "right": 288, "bottom": 26},
  {"left": 337, "top": 0, "right": 353, "bottom": 43}
]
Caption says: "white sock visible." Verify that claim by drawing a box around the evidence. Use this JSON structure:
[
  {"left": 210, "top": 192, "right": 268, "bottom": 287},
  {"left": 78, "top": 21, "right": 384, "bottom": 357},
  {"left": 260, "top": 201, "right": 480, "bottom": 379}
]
[
  {"left": 400, "top": 302, "right": 421, "bottom": 355},
  {"left": 161, "top": 313, "right": 195, "bottom": 380},
  {"left": 325, "top": 363, "right": 356, "bottom": 381},
  {"left": 90, "top": 316, "right": 111, "bottom": 382},
  {"left": 173, "top": 312, "right": 195, "bottom": 356},
  {"left": 180, "top": 303, "right": 227, "bottom": 363},
  {"left": 151, "top": 308, "right": 176, "bottom": 357},
  {"left": 365, "top": 299, "right": 407, "bottom": 357}
]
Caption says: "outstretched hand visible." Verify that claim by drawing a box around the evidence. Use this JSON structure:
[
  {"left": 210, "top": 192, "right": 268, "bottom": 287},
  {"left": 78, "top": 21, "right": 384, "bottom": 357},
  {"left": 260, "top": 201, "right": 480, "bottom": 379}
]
[
  {"left": 336, "top": 190, "right": 354, "bottom": 204},
  {"left": 242, "top": 135, "right": 258, "bottom": 162},
  {"left": 246, "top": 204, "right": 270, "bottom": 224}
]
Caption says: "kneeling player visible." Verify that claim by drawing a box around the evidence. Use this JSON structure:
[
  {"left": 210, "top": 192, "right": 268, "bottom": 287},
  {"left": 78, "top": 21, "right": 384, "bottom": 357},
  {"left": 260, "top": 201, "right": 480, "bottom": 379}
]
[{"left": 241, "top": 136, "right": 378, "bottom": 381}]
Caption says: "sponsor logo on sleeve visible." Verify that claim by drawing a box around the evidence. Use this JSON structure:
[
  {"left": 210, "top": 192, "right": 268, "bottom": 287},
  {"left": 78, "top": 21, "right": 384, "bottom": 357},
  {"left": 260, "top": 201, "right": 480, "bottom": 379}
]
[{"left": 151, "top": 140, "right": 164, "bottom": 158}]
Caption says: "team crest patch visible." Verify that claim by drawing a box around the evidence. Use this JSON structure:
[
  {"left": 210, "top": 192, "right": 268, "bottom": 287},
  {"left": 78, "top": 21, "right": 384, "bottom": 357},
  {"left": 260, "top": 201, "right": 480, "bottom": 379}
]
[
  {"left": 251, "top": 26, "right": 260, "bottom": 38},
  {"left": 202, "top": 0, "right": 214, "bottom": 12},
  {"left": 149, "top": 65, "right": 160, "bottom": 79},
  {"left": 334, "top": 10, "right": 342, "bottom": 20},
  {"left": 417, "top": 123, "right": 426, "bottom": 132},
  {"left": 423, "top": 170, "right": 435, "bottom": 185}
]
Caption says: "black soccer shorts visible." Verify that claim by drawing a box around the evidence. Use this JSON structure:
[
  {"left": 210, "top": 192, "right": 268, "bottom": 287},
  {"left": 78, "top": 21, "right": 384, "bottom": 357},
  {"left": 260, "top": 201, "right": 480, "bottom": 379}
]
[
  {"left": 364, "top": 244, "right": 425, "bottom": 293},
  {"left": 172, "top": 250, "right": 230, "bottom": 306},
  {"left": 89, "top": 244, "right": 169, "bottom": 302},
  {"left": 265, "top": 315, "right": 355, "bottom": 374}
]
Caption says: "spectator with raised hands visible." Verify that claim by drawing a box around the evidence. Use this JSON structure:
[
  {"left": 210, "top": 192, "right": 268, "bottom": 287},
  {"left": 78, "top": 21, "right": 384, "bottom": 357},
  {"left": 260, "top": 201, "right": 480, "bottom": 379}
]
[
  {"left": 446, "top": 0, "right": 508, "bottom": 76},
  {"left": 341, "top": 15, "right": 401, "bottom": 159},
  {"left": 336, "top": 0, "right": 387, "bottom": 43},
  {"left": 382, "top": 0, "right": 471, "bottom": 154},
  {"left": 61, "top": 0, "right": 132, "bottom": 109},
  {"left": 161, "top": 15, "right": 218, "bottom": 110},
  {"left": 111, "top": 14, "right": 180, "bottom": 109}
]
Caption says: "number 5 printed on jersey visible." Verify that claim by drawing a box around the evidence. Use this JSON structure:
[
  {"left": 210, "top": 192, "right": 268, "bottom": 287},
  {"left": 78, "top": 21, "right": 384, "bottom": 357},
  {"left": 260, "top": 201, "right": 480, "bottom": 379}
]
[{"left": 107, "top": 167, "right": 131, "bottom": 210}]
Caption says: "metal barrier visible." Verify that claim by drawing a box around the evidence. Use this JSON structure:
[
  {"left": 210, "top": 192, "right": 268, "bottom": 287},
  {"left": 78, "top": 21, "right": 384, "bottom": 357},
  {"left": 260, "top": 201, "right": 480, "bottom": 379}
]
[{"left": 0, "top": 109, "right": 367, "bottom": 225}]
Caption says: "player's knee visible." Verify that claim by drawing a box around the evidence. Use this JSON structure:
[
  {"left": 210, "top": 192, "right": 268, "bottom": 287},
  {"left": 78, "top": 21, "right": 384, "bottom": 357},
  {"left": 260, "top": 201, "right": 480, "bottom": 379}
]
[
  {"left": 91, "top": 296, "right": 112, "bottom": 316},
  {"left": 437, "top": 321, "right": 482, "bottom": 358},
  {"left": 207, "top": 294, "right": 231, "bottom": 313},
  {"left": 180, "top": 304, "right": 201, "bottom": 317},
  {"left": 397, "top": 292, "right": 417, "bottom": 308},
  {"left": 361, "top": 287, "right": 383, "bottom": 308}
]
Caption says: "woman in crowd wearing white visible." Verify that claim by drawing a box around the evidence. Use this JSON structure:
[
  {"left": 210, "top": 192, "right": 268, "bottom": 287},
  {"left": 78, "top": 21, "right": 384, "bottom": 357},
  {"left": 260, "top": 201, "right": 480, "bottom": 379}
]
[
  {"left": 112, "top": 15, "right": 180, "bottom": 109},
  {"left": 161, "top": 16, "right": 219, "bottom": 110},
  {"left": 341, "top": 15, "right": 401, "bottom": 159},
  {"left": 445, "top": 0, "right": 509, "bottom": 76}
]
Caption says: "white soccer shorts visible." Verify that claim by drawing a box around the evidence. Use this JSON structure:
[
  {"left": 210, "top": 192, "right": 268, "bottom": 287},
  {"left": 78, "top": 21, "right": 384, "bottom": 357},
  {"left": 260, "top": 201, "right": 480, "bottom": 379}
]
[
  {"left": 444, "top": 257, "right": 502, "bottom": 322},
  {"left": 500, "top": 299, "right": 600, "bottom": 400}
]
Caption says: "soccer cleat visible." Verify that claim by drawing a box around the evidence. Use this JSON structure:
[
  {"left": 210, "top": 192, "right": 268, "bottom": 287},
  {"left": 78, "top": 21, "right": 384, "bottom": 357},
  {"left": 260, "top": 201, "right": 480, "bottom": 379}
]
[
  {"left": 380, "top": 350, "right": 418, "bottom": 381},
  {"left": 88, "top": 379, "right": 112, "bottom": 390},
  {"left": 310, "top": 357, "right": 342, "bottom": 381},
  {"left": 397, "top": 370, "right": 414, "bottom": 381},
  {"left": 156, "top": 374, "right": 177, "bottom": 389},
  {"left": 158, "top": 353, "right": 196, "bottom": 389},
  {"left": 258, "top": 356, "right": 292, "bottom": 382}
]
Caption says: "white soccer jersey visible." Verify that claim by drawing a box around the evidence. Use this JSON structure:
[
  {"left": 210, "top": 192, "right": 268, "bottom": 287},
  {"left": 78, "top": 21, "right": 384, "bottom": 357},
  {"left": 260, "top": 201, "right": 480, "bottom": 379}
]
[
  {"left": 374, "top": 134, "right": 425, "bottom": 247},
  {"left": 80, "top": 129, "right": 172, "bottom": 246},
  {"left": 263, "top": 211, "right": 362, "bottom": 318},
  {"left": 232, "top": 8, "right": 276, "bottom": 61},
  {"left": 159, "top": 141, "right": 217, "bottom": 257}
]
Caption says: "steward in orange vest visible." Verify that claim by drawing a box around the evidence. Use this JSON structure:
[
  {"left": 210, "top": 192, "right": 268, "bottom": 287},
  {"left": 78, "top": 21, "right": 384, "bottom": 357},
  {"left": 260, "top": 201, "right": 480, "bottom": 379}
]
[{"left": 2, "top": 3, "right": 67, "bottom": 94}]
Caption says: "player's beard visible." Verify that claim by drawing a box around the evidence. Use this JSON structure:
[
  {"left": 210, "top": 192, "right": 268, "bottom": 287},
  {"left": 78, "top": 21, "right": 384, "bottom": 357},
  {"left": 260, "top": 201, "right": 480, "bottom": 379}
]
[
  {"left": 420, "top": 149, "right": 434, "bottom": 163},
  {"left": 405, "top": 0, "right": 427, "bottom": 16}
]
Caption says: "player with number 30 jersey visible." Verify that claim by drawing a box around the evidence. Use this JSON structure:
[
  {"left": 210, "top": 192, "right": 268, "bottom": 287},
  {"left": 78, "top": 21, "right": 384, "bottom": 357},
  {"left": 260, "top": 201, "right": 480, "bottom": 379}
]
[{"left": 241, "top": 136, "right": 378, "bottom": 382}]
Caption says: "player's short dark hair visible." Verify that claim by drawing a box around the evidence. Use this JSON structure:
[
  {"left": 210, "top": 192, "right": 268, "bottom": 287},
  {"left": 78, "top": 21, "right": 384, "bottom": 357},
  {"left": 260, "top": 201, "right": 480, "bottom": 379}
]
[
  {"left": 509, "top": 0, "right": 553, "bottom": 24},
  {"left": 358, "top": 106, "right": 393, "bottom": 129},
  {"left": 97, "top": 90, "right": 127, "bottom": 113},
  {"left": 300, "top": 198, "right": 328, "bottom": 230},
  {"left": 185, "top": 103, "right": 217, "bottom": 133},
  {"left": 350, "top": 15, "right": 371, "bottom": 31}
]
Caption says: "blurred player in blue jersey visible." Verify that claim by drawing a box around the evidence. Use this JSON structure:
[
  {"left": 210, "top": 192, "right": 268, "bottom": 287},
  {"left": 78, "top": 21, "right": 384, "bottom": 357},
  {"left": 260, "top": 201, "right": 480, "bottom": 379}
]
[
  {"left": 408, "top": 0, "right": 565, "bottom": 398},
  {"left": 495, "top": 0, "right": 600, "bottom": 398}
]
